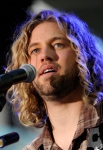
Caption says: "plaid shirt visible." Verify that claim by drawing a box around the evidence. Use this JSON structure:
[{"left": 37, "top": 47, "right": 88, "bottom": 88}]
[{"left": 23, "top": 104, "right": 102, "bottom": 150}]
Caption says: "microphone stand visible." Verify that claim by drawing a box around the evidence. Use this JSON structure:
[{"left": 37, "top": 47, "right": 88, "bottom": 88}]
[{"left": 0, "top": 93, "right": 6, "bottom": 112}]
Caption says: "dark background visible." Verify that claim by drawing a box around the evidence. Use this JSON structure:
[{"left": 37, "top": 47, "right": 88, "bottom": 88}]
[
  {"left": 0, "top": 1, "right": 33, "bottom": 74},
  {"left": 0, "top": 0, "right": 103, "bottom": 74}
]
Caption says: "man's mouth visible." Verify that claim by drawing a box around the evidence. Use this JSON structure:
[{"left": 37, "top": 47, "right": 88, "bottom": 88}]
[
  {"left": 43, "top": 69, "right": 56, "bottom": 74},
  {"left": 39, "top": 64, "right": 58, "bottom": 76}
]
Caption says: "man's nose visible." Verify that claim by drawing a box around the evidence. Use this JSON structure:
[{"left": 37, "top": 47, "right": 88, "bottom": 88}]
[{"left": 41, "top": 46, "right": 58, "bottom": 62}]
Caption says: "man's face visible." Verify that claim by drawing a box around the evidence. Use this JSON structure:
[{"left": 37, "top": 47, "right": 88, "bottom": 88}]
[{"left": 28, "top": 21, "right": 79, "bottom": 101}]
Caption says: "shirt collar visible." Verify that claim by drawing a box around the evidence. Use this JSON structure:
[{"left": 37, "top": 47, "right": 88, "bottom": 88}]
[{"left": 74, "top": 104, "right": 101, "bottom": 139}]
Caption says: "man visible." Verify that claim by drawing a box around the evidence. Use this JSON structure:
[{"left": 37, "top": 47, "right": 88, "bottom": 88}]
[{"left": 7, "top": 10, "right": 103, "bottom": 149}]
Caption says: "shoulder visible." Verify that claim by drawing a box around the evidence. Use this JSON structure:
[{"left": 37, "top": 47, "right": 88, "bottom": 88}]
[
  {"left": 22, "top": 125, "right": 52, "bottom": 150},
  {"left": 22, "top": 135, "right": 44, "bottom": 150}
]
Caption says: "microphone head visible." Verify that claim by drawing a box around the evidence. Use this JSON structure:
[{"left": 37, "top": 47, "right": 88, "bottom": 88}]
[{"left": 20, "top": 64, "right": 36, "bottom": 83}]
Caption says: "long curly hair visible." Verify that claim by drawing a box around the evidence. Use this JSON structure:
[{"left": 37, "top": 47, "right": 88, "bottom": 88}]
[{"left": 6, "top": 10, "right": 103, "bottom": 127}]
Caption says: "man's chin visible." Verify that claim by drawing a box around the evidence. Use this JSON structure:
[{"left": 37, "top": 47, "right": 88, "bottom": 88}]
[
  {"left": 33, "top": 70, "right": 79, "bottom": 101},
  {"left": 33, "top": 81, "right": 54, "bottom": 94}
]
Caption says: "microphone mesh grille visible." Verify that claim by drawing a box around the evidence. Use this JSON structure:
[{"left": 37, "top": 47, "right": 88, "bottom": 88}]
[{"left": 20, "top": 64, "right": 36, "bottom": 82}]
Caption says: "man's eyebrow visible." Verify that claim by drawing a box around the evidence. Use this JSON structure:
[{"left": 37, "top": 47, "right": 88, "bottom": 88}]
[
  {"left": 50, "top": 36, "right": 67, "bottom": 42},
  {"left": 28, "top": 42, "right": 39, "bottom": 49},
  {"left": 28, "top": 36, "right": 68, "bottom": 49}
]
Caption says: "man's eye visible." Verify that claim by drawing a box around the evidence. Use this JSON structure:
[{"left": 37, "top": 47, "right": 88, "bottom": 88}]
[
  {"left": 32, "top": 49, "right": 39, "bottom": 54},
  {"left": 54, "top": 43, "right": 64, "bottom": 49}
]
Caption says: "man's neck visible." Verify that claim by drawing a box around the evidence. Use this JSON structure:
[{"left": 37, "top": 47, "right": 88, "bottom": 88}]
[{"left": 46, "top": 100, "right": 82, "bottom": 128}]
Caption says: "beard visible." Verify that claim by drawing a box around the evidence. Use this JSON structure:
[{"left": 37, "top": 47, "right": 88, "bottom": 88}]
[{"left": 33, "top": 64, "right": 79, "bottom": 101}]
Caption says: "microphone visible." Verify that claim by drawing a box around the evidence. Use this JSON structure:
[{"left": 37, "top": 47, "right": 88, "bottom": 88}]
[
  {"left": 0, "top": 64, "right": 36, "bottom": 93},
  {"left": 0, "top": 132, "right": 19, "bottom": 148}
]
